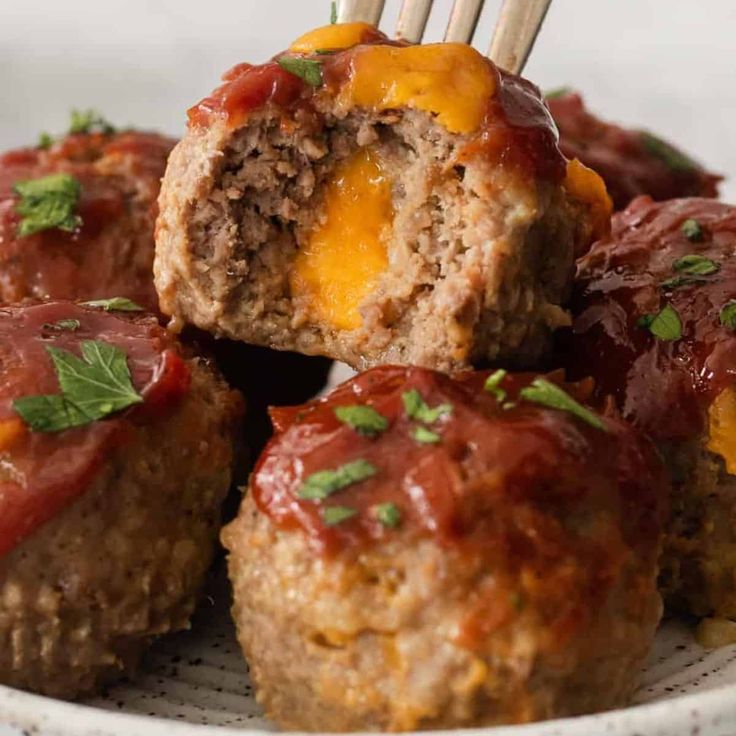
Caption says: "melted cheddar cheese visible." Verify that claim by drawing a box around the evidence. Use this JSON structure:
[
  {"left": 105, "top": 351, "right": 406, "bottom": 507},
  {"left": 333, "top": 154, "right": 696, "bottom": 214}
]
[
  {"left": 334, "top": 43, "right": 496, "bottom": 134},
  {"left": 290, "top": 148, "right": 392, "bottom": 330},
  {"left": 708, "top": 387, "right": 736, "bottom": 474},
  {"left": 563, "top": 158, "right": 613, "bottom": 240},
  {"left": 289, "top": 22, "right": 376, "bottom": 53},
  {"left": 0, "top": 418, "right": 25, "bottom": 453}
]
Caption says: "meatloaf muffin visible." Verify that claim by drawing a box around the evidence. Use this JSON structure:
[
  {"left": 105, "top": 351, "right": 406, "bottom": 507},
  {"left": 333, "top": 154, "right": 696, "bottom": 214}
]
[
  {"left": 0, "top": 300, "right": 241, "bottom": 698},
  {"left": 156, "top": 23, "right": 610, "bottom": 372},
  {"left": 0, "top": 126, "right": 175, "bottom": 312},
  {"left": 547, "top": 90, "right": 721, "bottom": 211},
  {"left": 223, "top": 365, "right": 667, "bottom": 731},
  {"left": 564, "top": 196, "right": 736, "bottom": 621}
]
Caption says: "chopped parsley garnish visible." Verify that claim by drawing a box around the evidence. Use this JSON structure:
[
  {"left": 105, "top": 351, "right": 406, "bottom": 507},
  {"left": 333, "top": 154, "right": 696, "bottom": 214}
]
[
  {"left": 720, "top": 301, "right": 736, "bottom": 330},
  {"left": 298, "top": 458, "right": 377, "bottom": 500},
  {"left": 412, "top": 426, "right": 440, "bottom": 444},
  {"left": 681, "top": 218, "right": 704, "bottom": 242},
  {"left": 330, "top": 0, "right": 337, "bottom": 23},
  {"left": 81, "top": 297, "right": 145, "bottom": 312},
  {"left": 277, "top": 56, "right": 323, "bottom": 87},
  {"left": 545, "top": 86, "right": 572, "bottom": 99},
  {"left": 402, "top": 389, "right": 452, "bottom": 424},
  {"left": 519, "top": 378, "right": 607, "bottom": 431},
  {"left": 13, "top": 173, "right": 82, "bottom": 238},
  {"left": 37, "top": 132, "right": 54, "bottom": 149},
  {"left": 13, "top": 340, "right": 143, "bottom": 433},
  {"left": 322, "top": 505, "right": 358, "bottom": 526},
  {"left": 43, "top": 319, "right": 81, "bottom": 332},
  {"left": 672, "top": 254, "right": 718, "bottom": 276},
  {"left": 69, "top": 109, "right": 116, "bottom": 136},
  {"left": 639, "top": 132, "right": 696, "bottom": 172},
  {"left": 374, "top": 502, "right": 401, "bottom": 528},
  {"left": 660, "top": 274, "right": 707, "bottom": 290},
  {"left": 484, "top": 369, "right": 507, "bottom": 401},
  {"left": 637, "top": 304, "right": 682, "bottom": 341},
  {"left": 334, "top": 404, "right": 388, "bottom": 437}
]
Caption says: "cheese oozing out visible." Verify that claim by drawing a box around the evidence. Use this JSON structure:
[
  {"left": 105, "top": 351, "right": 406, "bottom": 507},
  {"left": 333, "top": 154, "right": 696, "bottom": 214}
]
[
  {"left": 289, "top": 22, "right": 376, "bottom": 53},
  {"left": 708, "top": 387, "right": 736, "bottom": 474}
]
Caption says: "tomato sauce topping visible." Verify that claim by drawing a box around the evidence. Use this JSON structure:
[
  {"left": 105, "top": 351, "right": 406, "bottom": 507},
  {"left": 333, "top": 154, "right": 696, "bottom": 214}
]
[
  {"left": 565, "top": 196, "right": 736, "bottom": 441},
  {"left": 0, "top": 301, "right": 190, "bottom": 556},
  {"left": 0, "top": 131, "right": 175, "bottom": 313}
]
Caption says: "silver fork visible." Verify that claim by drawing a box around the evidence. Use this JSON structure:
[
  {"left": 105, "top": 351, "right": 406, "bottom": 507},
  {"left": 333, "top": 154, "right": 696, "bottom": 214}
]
[{"left": 336, "top": 0, "right": 552, "bottom": 75}]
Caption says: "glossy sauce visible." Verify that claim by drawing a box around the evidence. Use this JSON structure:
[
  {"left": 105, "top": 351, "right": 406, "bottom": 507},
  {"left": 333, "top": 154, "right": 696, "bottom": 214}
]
[
  {"left": 0, "top": 301, "right": 190, "bottom": 557},
  {"left": 566, "top": 196, "right": 736, "bottom": 442}
]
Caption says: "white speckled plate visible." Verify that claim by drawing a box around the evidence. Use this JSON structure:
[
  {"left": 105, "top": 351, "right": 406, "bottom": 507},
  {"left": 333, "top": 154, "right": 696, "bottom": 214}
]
[{"left": 0, "top": 364, "right": 736, "bottom": 736}]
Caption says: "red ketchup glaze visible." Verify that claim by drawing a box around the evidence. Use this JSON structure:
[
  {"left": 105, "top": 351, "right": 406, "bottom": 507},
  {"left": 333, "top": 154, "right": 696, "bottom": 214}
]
[
  {"left": 188, "top": 33, "right": 564, "bottom": 183},
  {"left": 0, "top": 131, "right": 175, "bottom": 313},
  {"left": 0, "top": 301, "right": 190, "bottom": 557},
  {"left": 547, "top": 91, "right": 721, "bottom": 210},
  {"left": 564, "top": 196, "right": 736, "bottom": 441},
  {"left": 254, "top": 365, "right": 666, "bottom": 566}
]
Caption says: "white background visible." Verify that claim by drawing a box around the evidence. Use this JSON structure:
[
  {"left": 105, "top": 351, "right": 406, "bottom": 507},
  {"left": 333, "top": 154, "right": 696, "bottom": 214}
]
[{"left": 0, "top": 0, "right": 734, "bottom": 200}]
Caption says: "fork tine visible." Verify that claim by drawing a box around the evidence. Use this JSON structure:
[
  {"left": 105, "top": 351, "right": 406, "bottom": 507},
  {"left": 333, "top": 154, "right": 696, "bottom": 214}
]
[
  {"left": 396, "top": 0, "right": 434, "bottom": 42},
  {"left": 443, "top": 0, "right": 484, "bottom": 43},
  {"left": 487, "top": 0, "right": 552, "bottom": 74},
  {"left": 337, "top": 0, "right": 386, "bottom": 25}
]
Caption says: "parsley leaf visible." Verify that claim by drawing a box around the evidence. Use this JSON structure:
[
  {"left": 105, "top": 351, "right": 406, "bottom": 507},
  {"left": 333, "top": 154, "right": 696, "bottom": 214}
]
[
  {"left": 13, "top": 340, "right": 143, "bottom": 432},
  {"left": 660, "top": 274, "right": 707, "bottom": 290},
  {"left": 37, "top": 132, "right": 54, "bottom": 149},
  {"left": 334, "top": 404, "right": 388, "bottom": 437},
  {"left": 330, "top": 0, "right": 337, "bottom": 23},
  {"left": 681, "top": 218, "right": 704, "bottom": 242},
  {"left": 81, "top": 297, "right": 145, "bottom": 312},
  {"left": 402, "top": 389, "right": 452, "bottom": 424},
  {"left": 638, "top": 304, "right": 682, "bottom": 341},
  {"left": 298, "top": 458, "right": 377, "bottom": 500},
  {"left": 374, "top": 502, "right": 401, "bottom": 528},
  {"left": 42, "top": 319, "right": 81, "bottom": 332},
  {"left": 672, "top": 254, "right": 719, "bottom": 276},
  {"left": 277, "top": 56, "right": 323, "bottom": 87},
  {"left": 720, "top": 301, "right": 736, "bottom": 330},
  {"left": 640, "top": 132, "right": 697, "bottom": 172},
  {"left": 484, "top": 369, "right": 507, "bottom": 401},
  {"left": 13, "top": 173, "right": 82, "bottom": 237},
  {"left": 545, "top": 86, "right": 572, "bottom": 99},
  {"left": 519, "top": 378, "right": 607, "bottom": 431},
  {"left": 69, "top": 109, "right": 116, "bottom": 136},
  {"left": 412, "top": 426, "right": 440, "bottom": 444},
  {"left": 322, "top": 505, "right": 358, "bottom": 525}
]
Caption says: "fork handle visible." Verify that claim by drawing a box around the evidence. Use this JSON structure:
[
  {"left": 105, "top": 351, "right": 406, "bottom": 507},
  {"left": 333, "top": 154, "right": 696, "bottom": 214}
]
[
  {"left": 488, "top": 0, "right": 552, "bottom": 75},
  {"left": 337, "top": 0, "right": 386, "bottom": 25}
]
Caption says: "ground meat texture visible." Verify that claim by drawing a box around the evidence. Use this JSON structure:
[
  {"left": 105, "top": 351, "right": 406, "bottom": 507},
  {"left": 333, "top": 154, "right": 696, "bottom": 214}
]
[
  {"left": 0, "top": 302, "right": 241, "bottom": 698},
  {"left": 155, "top": 23, "right": 608, "bottom": 373},
  {"left": 547, "top": 91, "right": 721, "bottom": 211},
  {"left": 563, "top": 196, "right": 736, "bottom": 620},
  {"left": 0, "top": 131, "right": 176, "bottom": 313},
  {"left": 222, "top": 365, "right": 667, "bottom": 731}
]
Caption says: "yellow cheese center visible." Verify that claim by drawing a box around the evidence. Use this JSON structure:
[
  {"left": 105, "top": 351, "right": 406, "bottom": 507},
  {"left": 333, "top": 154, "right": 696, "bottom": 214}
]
[
  {"left": 563, "top": 158, "right": 613, "bottom": 240},
  {"left": 708, "top": 387, "right": 736, "bottom": 474},
  {"left": 290, "top": 148, "right": 392, "bottom": 331},
  {"left": 289, "top": 22, "right": 375, "bottom": 53},
  {"left": 335, "top": 43, "right": 496, "bottom": 134}
]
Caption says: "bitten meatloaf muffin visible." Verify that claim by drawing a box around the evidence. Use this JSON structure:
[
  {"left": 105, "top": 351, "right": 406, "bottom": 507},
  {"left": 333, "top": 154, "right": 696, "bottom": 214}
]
[
  {"left": 222, "top": 365, "right": 667, "bottom": 731},
  {"left": 156, "top": 22, "right": 610, "bottom": 372},
  {"left": 0, "top": 121, "right": 175, "bottom": 312},
  {"left": 0, "top": 300, "right": 241, "bottom": 698},
  {"left": 564, "top": 196, "right": 736, "bottom": 621},
  {"left": 547, "top": 90, "right": 721, "bottom": 211}
]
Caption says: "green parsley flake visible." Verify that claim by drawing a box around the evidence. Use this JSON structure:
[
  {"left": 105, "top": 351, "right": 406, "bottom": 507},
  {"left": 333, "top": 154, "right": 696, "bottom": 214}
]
[
  {"left": 298, "top": 458, "right": 377, "bottom": 500},
  {"left": 681, "top": 218, "right": 704, "bottom": 242},
  {"left": 334, "top": 404, "right": 388, "bottom": 437},
  {"left": 639, "top": 132, "right": 697, "bottom": 173},
  {"left": 402, "top": 389, "right": 452, "bottom": 424},
  {"left": 81, "top": 297, "right": 145, "bottom": 312},
  {"left": 69, "top": 109, "right": 116, "bottom": 136},
  {"left": 638, "top": 304, "right": 682, "bottom": 341},
  {"left": 42, "top": 319, "right": 81, "bottom": 332},
  {"left": 13, "top": 340, "right": 143, "bottom": 433},
  {"left": 545, "top": 86, "right": 572, "bottom": 99},
  {"left": 374, "top": 502, "right": 401, "bottom": 528},
  {"left": 519, "top": 378, "right": 607, "bottom": 431},
  {"left": 37, "top": 132, "right": 54, "bottom": 149},
  {"left": 13, "top": 173, "right": 82, "bottom": 238},
  {"left": 322, "top": 505, "right": 358, "bottom": 526},
  {"left": 277, "top": 56, "right": 323, "bottom": 87},
  {"left": 720, "top": 301, "right": 736, "bottom": 330},
  {"left": 484, "top": 369, "right": 507, "bottom": 401},
  {"left": 672, "top": 254, "right": 718, "bottom": 276},
  {"left": 330, "top": 0, "right": 337, "bottom": 23},
  {"left": 660, "top": 274, "right": 707, "bottom": 290},
  {"left": 412, "top": 426, "right": 440, "bottom": 444}
]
